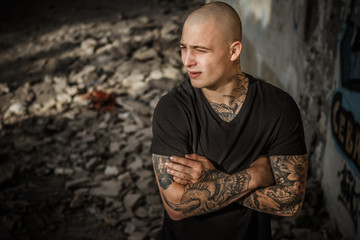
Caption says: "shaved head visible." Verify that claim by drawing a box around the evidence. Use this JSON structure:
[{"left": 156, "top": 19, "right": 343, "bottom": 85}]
[{"left": 184, "top": 1, "right": 242, "bottom": 45}]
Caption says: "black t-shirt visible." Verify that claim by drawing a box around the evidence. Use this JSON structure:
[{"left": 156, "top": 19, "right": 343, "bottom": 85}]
[{"left": 150, "top": 74, "right": 307, "bottom": 240}]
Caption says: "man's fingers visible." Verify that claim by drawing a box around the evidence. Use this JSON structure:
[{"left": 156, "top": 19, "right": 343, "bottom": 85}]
[
  {"left": 173, "top": 176, "right": 190, "bottom": 185},
  {"left": 167, "top": 159, "right": 192, "bottom": 173},
  {"left": 167, "top": 167, "right": 192, "bottom": 180},
  {"left": 170, "top": 156, "right": 194, "bottom": 166}
]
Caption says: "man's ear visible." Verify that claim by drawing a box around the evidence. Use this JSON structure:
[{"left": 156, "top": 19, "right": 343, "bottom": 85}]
[{"left": 230, "top": 41, "right": 242, "bottom": 62}]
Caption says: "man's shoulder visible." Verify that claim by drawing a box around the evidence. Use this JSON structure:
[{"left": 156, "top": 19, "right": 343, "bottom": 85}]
[
  {"left": 248, "top": 74, "right": 294, "bottom": 105},
  {"left": 157, "top": 79, "right": 194, "bottom": 106},
  {"left": 154, "top": 79, "right": 195, "bottom": 117}
]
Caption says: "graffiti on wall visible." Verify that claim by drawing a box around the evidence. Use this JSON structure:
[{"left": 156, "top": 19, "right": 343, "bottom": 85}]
[
  {"left": 331, "top": 0, "right": 360, "bottom": 176},
  {"left": 331, "top": 92, "right": 360, "bottom": 174},
  {"left": 330, "top": 0, "right": 360, "bottom": 231},
  {"left": 338, "top": 164, "right": 360, "bottom": 230}
]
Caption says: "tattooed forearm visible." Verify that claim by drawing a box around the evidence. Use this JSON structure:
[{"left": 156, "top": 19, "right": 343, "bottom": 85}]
[
  {"left": 163, "top": 170, "right": 252, "bottom": 217},
  {"left": 238, "top": 155, "right": 308, "bottom": 216},
  {"left": 198, "top": 169, "right": 229, "bottom": 182},
  {"left": 152, "top": 154, "right": 174, "bottom": 190}
]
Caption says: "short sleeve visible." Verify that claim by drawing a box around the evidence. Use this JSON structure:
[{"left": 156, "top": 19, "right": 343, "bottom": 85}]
[
  {"left": 150, "top": 95, "right": 192, "bottom": 157},
  {"left": 268, "top": 94, "right": 307, "bottom": 156}
]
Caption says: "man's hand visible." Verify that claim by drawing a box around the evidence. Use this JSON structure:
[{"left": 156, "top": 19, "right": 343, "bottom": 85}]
[
  {"left": 166, "top": 154, "right": 274, "bottom": 187},
  {"left": 166, "top": 154, "right": 215, "bottom": 185},
  {"left": 247, "top": 155, "right": 275, "bottom": 188}
]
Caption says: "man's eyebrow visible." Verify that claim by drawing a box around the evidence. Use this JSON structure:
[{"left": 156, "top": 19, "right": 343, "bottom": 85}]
[{"left": 180, "top": 43, "right": 211, "bottom": 50}]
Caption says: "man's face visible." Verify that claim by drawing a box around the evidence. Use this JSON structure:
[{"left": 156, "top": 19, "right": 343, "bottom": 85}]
[{"left": 180, "top": 19, "right": 233, "bottom": 90}]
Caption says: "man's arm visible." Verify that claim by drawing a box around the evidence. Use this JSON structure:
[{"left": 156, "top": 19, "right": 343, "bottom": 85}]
[
  {"left": 152, "top": 153, "right": 274, "bottom": 220},
  {"left": 238, "top": 154, "right": 308, "bottom": 217},
  {"left": 167, "top": 154, "right": 308, "bottom": 217}
]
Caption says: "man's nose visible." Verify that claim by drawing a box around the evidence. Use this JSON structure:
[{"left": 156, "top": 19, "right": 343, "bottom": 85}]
[{"left": 182, "top": 51, "right": 196, "bottom": 67}]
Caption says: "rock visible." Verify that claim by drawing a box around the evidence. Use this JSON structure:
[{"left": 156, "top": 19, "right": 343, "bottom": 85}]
[
  {"left": 123, "top": 137, "right": 142, "bottom": 154},
  {"left": 81, "top": 38, "right": 98, "bottom": 55},
  {"left": 54, "top": 168, "right": 74, "bottom": 176},
  {"left": 131, "top": 217, "right": 148, "bottom": 228},
  {"left": 124, "top": 222, "right": 136, "bottom": 235},
  {"left": 65, "top": 177, "right": 92, "bottom": 190},
  {"left": 85, "top": 157, "right": 101, "bottom": 171},
  {"left": 104, "top": 166, "right": 119, "bottom": 176},
  {"left": 7, "top": 103, "right": 26, "bottom": 116},
  {"left": 117, "top": 172, "right": 133, "bottom": 187},
  {"left": 90, "top": 180, "right": 122, "bottom": 197},
  {"left": 163, "top": 65, "right": 183, "bottom": 81},
  {"left": 127, "top": 155, "right": 143, "bottom": 171},
  {"left": 107, "top": 152, "right": 126, "bottom": 166},
  {"left": 148, "top": 204, "right": 163, "bottom": 219},
  {"left": 0, "top": 159, "right": 15, "bottom": 184},
  {"left": 133, "top": 47, "right": 158, "bottom": 61},
  {"left": 135, "top": 206, "right": 148, "bottom": 218},
  {"left": 128, "top": 232, "right": 147, "bottom": 240},
  {"left": 118, "top": 210, "right": 134, "bottom": 222},
  {"left": 123, "top": 193, "right": 142, "bottom": 211},
  {"left": 109, "top": 141, "right": 122, "bottom": 154},
  {"left": 0, "top": 83, "right": 9, "bottom": 94},
  {"left": 160, "top": 21, "right": 179, "bottom": 42},
  {"left": 13, "top": 140, "right": 35, "bottom": 152}
]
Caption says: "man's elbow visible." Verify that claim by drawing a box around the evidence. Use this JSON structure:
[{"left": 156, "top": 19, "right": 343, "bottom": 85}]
[
  {"left": 282, "top": 192, "right": 305, "bottom": 217},
  {"left": 166, "top": 209, "right": 187, "bottom": 221}
]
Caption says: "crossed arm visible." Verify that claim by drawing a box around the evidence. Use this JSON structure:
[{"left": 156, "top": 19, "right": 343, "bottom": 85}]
[
  {"left": 152, "top": 154, "right": 275, "bottom": 220},
  {"left": 153, "top": 153, "right": 307, "bottom": 220}
]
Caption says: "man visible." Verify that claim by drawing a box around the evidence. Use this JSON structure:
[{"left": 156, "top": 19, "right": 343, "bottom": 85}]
[{"left": 150, "top": 2, "right": 308, "bottom": 240}]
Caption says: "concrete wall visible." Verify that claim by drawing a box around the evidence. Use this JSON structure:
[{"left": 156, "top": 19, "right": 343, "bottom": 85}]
[{"left": 208, "top": 0, "right": 360, "bottom": 238}]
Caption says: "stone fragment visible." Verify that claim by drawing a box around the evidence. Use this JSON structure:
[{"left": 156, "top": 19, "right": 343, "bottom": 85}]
[
  {"left": 127, "top": 155, "right": 143, "bottom": 171},
  {"left": 118, "top": 210, "right": 134, "bottom": 222},
  {"left": 90, "top": 180, "right": 122, "bottom": 197},
  {"left": 118, "top": 172, "right": 133, "bottom": 187},
  {"left": 54, "top": 168, "right": 74, "bottom": 176},
  {"left": 123, "top": 193, "right": 142, "bottom": 211},
  {"left": 147, "top": 69, "right": 163, "bottom": 81},
  {"left": 128, "top": 232, "right": 147, "bottom": 240},
  {"left": 107, "top": 152, "right": 126, "bottom": 166},
  {"left": 109, "top": 141, "right": 121, "bottom": 154},
  {"left": 104, "top": 166, "right": 119, "bottom": 176},
  {"left": 81, "top": 38, "right": 97, "bottom": 55},
  {"left": 148, "top": 204, "right": 163, "bottom": 219},
  {"left": 0, "top": 83, "right": 9, "bottom": 94},
  {"left": 123, "top": 138, "right": 141, "bottom": 154},
  {"left": 124, "top": 222, "right": 136, "bottom": 234},
  {"left": 135, "top": 206, "right": 148, "bottom": 218},
  {"left": 7, "top": 103, "right": 26, "bottom": 116},
  {"left": 0, "top": 160, "right": 15, "bottom": 184},
  {"left": 65, "top": 177, "right": 92, "bottom": 190},
  {"left": 85, "top": 157, "right": 101, "bottom": 171},
  {"left": 133, "top": 47, "right": 158, "bottom": 61}
]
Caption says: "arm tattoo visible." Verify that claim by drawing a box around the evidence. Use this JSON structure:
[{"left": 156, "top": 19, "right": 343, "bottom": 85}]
[
  {"left": 238, "top": 155, "right": 307, "bottom": 216},
  {"left": 162, "top": 170, "right": 251, "bottom": 217},
  {"left": 198, "top": 169, "right": 229, "bottom": 182},
  {"left": 208, "top": 73, "right": 249, "bottom": 122},
  {"left": 152, "top": 154, "right": 174, "bottom": 190}
]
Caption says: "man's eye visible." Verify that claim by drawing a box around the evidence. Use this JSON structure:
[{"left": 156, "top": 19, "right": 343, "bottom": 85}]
[{"left": 197, "top": 49, "right": 206, "bottom": 53}]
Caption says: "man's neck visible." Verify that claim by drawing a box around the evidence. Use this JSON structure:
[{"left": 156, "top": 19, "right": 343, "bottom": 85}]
[
  {"left": 202, "top": 72, "right": 249, "bottom": 122},
  {"left": 202, "top": 72, "right": 248, "bottom": 105}
]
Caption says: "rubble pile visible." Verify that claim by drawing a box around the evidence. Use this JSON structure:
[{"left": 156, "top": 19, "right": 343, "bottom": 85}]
[{"left": 0, "top": 0, "right": 343, "bottom": 239}]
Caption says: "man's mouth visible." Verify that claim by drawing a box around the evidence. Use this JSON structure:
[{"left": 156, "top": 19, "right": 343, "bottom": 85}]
[{"left": 188, "top": 71, "right": 202, "bottom": 78}]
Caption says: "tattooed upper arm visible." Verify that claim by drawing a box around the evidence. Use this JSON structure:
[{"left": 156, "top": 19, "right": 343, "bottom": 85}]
[
  {"left": 238, "top": 154, "right": 308, "bottom": 217},
  {"left": 152, "top": 154, "right": 174, "bottom": 190}
]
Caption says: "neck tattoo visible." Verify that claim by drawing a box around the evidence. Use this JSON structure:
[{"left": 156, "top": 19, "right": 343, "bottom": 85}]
[{"left": 208, "top": 73, "right": 249, "bottom": 122}]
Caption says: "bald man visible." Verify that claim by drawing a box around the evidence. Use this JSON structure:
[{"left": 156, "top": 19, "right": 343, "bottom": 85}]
[{"left": 150, "top": 2, "right": 307, "bottom": 240}]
